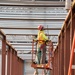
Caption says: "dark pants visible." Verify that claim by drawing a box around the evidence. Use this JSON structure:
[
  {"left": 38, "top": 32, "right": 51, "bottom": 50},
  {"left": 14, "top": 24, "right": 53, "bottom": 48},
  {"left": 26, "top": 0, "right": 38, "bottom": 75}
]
[
  {"left": 36, "top": 43, "right": 46, "bottom": 64},
  {"left": 40, "top": 44, "right": 46, "bottom": 64},
  {"left": 36, "top": 48, "right": 41, "bottom": 64}
]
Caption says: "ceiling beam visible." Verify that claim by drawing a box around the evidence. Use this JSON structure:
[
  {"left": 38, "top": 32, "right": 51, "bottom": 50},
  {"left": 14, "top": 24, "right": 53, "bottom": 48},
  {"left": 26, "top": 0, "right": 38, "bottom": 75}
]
[
  {"left": 11, "top": 43, "right": 57, "bottom": 46},
  {"left": 9, "top": 41, "right": 57, "bottom": 44},
  {"left": 0, "top": 1, "right": 65, "bottom": 7},
  {"left": 0, "top": 27, "right": 61, "bottom": 30},
  {"left": 10, "top": 42, "right": 57, "bottom": 45},
  {"left": 10, "top": 43, "right": 39, "bottom": 46},
  {"left": 0, "top": 18, "right": 65, "bottom": 21},
  {"left": 6, "top": 34, "right": 58, "bottom": 36}
]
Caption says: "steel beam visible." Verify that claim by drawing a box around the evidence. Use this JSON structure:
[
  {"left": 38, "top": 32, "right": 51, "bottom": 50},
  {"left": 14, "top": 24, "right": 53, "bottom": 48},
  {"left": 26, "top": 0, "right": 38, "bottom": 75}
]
[
  {"left": 0, "top": 27, "right": 61, "bottom": 30},
  {"left": 6, "top": 34, "right": 58, "bottom": 36},
  {"left": 0, "top": 1, "right": 65, "bottom": 7}
]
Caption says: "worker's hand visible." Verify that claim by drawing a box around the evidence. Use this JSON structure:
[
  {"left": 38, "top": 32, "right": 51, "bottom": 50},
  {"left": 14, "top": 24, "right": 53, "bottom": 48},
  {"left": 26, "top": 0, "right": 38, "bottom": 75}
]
[
  {"left": 33, "top": 39, "right": 36, "bottom": 42},
  {"left": 33, "top": 39, "right": 38, "bottom": 42},
  {"left": 45, "top": 40, "right": 49, "bottom": 45},
  {"left": 46, "top": 40, "right": 49, "bottom": 42},
  {"left": 33, "top": 39, "right": 35, "bottom": 42}
]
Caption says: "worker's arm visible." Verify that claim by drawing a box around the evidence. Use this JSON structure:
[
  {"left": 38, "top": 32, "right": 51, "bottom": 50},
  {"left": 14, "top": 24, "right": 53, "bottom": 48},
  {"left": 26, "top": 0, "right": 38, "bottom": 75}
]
[
  {"left": 42, "top": 33, "right": 48, "bottom": 41},
  {"left": 33, "top": 35, "right": 38, "bottom": 42}
]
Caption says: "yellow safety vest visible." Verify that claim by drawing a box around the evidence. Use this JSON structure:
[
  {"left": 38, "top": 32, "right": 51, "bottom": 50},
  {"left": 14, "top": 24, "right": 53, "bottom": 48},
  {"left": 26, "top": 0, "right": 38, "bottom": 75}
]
[{"left": 37, "top": 31, "right": 48, "bottom": 44}]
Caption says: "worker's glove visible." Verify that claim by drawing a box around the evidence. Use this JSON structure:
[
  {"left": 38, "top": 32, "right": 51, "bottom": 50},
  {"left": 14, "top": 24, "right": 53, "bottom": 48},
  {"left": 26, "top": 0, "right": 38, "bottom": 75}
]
[
  {"left": 46, "top": 40, "right": 49, "bottom": 42},
  {"left": 33, "top": 39, "right": 38, "bottom": 42},
  {"left": 45, "top": 40, "right": 49, "bottom": 45},
  {"left": 33, "top": 39, "right": 35, "bottom": 42}
]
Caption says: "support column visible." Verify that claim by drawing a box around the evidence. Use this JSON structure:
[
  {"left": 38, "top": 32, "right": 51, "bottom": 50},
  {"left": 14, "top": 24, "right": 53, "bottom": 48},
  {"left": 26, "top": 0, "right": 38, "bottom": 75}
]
[
  {"left": 7, "top": 47, "right": 11, "bottom": 75},
  {"left": 61, "top": 31, "right": 64, "bottom": 75},
  {"left": 59, "top": 31, "right": 64, "bottom": 75},
  {"left": 70, "top": 8, "right": 75, "bottom": 75},
  {"left": 14, "top": 51, "right": 17, "bottom": 75},
  {"left": 58, "top": 36, "right": 60, "bottom": 75},
  {"left": 53, "top": 46, "right": 59, "bottom": 75},
  {"left": 64, "top": 25, "right": 70, "bottom": 75},
  {"left": 2, "top": 36, "right": 6, "bottom": 75},
  {"left": 10, "top": 49, "right": 13, "bottom": 75}
]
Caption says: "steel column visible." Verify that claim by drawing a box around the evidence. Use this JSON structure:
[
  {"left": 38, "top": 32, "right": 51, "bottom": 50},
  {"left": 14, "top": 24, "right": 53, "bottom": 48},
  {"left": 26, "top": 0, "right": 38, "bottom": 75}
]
[
  {"left": 64, "top": 24, "right": 70, "bottom": 75},
  {"left": 18, "top": 57, "right": 20, "bottom": 75},
  {"left": 10, "top": 49, "right": 13, "bottom": 75},
  {"left": 58, "top": 37, "right": 60, "bottom": 75},
  {"left": 12, "top": 50, "right": 16, "bottom": 75},
  {"left": 70, "top": 7, "right": 75, "bottom": 75},
  {"left": 2, "top": 36, "right": 6, "bottom": 75},
  {"left": 20, "top": 60, "right": 24, "bottom": 75},
  {"left": 14, "top": 51, "right": 17, "bottom": 75},
  {"left": 61, "top": 31, "right": 64, "bottom": 75},
  {"left": 59, "top": 35, "right": 61, "bottom": 75},
  {"left": 59, "top": 31, "right": 64, "bottom": 75},
  {"left": 53, "top": 47, "right": 58, "bottom": 75},
  {"left": 7, "top": 47, "right": 11, "bottom": 75}
]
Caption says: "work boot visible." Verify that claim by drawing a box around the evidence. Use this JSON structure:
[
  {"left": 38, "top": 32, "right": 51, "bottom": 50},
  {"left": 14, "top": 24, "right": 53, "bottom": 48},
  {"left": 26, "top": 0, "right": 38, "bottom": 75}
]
[
  {"left": 33, "top": 61, "right": 37, "bottom": 64},
  {"left": 45, "top": 60, "right": 48, "bottom": 64}
]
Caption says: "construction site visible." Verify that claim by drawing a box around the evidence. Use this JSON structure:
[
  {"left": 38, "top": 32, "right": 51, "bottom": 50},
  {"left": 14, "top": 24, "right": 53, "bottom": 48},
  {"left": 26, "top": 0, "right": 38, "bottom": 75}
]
[{"left": 0, "top": 0, "right": 75, "bottom": 75}]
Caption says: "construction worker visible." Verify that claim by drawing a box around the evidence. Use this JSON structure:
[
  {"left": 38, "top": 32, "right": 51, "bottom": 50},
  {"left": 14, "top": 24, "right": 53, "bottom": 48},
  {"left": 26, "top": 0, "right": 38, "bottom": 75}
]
[{"left": 34, "top": 25, "right": 48, "bottom": 64}]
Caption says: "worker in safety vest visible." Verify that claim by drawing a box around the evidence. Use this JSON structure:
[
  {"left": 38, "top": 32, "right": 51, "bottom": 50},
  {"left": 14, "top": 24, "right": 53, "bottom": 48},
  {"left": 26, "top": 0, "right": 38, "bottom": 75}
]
[{"left": 34, "top": 25, "right": 48, "bottom": 64}]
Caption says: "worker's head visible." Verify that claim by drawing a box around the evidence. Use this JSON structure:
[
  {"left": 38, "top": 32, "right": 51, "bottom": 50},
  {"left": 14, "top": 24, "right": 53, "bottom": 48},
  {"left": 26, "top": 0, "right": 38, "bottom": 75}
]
[{"left": 38, "top": 25, "right": 44, "bottom": 31}]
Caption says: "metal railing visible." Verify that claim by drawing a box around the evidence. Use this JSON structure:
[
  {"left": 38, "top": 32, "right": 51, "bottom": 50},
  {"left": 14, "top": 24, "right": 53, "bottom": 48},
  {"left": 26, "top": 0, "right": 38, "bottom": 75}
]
[{"left": 68, "top": 31, "right": 75, "bottom": 75}]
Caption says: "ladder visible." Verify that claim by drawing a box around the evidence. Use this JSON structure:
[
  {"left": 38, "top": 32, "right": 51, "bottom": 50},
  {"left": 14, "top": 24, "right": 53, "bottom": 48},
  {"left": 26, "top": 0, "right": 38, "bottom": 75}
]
[{"left": 68, "top": 32, "right": 75, "bottom": 75}]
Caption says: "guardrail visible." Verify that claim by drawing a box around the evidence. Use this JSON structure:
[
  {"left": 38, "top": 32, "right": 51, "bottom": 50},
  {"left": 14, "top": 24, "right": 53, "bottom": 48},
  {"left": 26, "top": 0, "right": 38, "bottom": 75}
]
[{"left": 0, "top": 29, "right": 24, "bottom": 75}]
